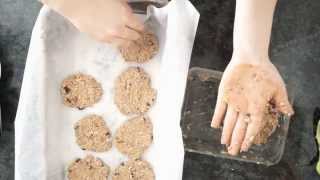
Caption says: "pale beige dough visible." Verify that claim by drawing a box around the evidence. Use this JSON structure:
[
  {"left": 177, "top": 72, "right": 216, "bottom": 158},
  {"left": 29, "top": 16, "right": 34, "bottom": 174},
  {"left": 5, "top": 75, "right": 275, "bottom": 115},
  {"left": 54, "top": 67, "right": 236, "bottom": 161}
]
[
  {"left": 61, "top": 73, "right": 103, "bottom": 110},
  {"left": 67, "top": 155, "right": 110, "bottom": 180},
  {"left": 112, "top": 159, "right": 155, "bottom": 180},
  {"left": 119, "top": 31, "right": 159, "bottom": 63},
  {"left": 114, "top": 67, "right": 156, "bottom": 115},
  {"left": 114, "top": 116, "right": 153, "bottom": 158},
  {"left": 74, "top": 115, "right": 112, "bottom": 152},
  {"left": 253, "top": 104, "right": 279, "bottom": 145}
]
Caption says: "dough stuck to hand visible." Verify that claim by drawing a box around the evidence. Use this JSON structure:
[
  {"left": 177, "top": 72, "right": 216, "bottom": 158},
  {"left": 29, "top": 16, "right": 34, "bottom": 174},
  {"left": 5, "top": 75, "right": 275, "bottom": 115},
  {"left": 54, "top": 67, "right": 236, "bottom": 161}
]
[
  {"left": 114, "top": 115, "right": 153, "bottom": 158},
  {"left": 74, "top": 115, "right": 112, "bottom": 152},
  {"left": 253, "top": 104, "right": 279, "bottom": 145},
  {"left": 67, "top": 155, "right": 110, "bottom": 180},
  {"left": 119, "top": 31, "right": 159, "bottom": 63},
  {"left": 61, "top": 73, "right": 103, "bottom": 110},
  {"left": 114, "top": 67, "right": 156, "bottom": 115},
  {"left": 112, "top": 159, "right": 155, "bottom": 180}
]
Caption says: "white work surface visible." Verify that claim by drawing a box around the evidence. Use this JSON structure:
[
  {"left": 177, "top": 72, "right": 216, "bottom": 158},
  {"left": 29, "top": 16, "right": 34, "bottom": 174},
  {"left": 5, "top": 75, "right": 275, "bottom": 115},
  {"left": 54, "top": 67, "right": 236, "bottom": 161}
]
[{"left": 15, "top": 0, "right": 199, "bottom": 179}]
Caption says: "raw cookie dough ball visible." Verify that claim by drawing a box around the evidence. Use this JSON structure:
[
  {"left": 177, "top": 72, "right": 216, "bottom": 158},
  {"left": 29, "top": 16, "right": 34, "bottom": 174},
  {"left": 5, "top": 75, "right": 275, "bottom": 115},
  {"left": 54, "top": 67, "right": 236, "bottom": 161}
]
[
  {"left": 114, "top": 116, "right": 153, "bottom": 158},
  {"left": 119, "top": 31, "right": 159, "bottom": 63},
  {"left": 253, "top": 104, "right": 279, "bottom": 145},
  {"left": 67, "top": 155, "right": 110, "bottom": 180},
  {"left": 114, "top": 67, "right": 156, "bottom": 115},
  {"left": 74, "top": 115, "right": 112, "bottom": 152},
  {"left": 112, "top": 159, "right": 155, "bottom": 180},
  {"left": 61, "top": 73, "right": 103, "bottom": 110}
]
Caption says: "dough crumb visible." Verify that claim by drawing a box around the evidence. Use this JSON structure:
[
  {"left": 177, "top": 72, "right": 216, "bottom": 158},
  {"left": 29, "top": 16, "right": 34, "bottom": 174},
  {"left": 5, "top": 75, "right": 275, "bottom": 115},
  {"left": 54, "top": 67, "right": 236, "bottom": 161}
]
[{"left": 253, "top": 104, "right": 279, "bottom": 145}]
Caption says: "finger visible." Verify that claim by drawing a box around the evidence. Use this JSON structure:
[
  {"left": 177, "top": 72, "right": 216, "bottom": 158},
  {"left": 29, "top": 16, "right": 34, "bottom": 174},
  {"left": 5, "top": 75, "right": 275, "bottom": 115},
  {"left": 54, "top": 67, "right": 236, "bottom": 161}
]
[
  {"left": 211, "top": 89, "right": 227, "bottom": 128},
  {"left": 221, "top": 107, "right": 238, "bottom": 145},
  {"left": 228, "top": 114, "right": 248, "bottom": 156},
  {"left": 240, "top": 113, "right": 264, "bottom": 152},
  {"left": 108, "top": 26, "right": 140, "bottom": 41},
  {"left": 123, "top": 3, "right": 144, "bottom": 31},
  {"left": 100, "top": 34, "right": 130, "bottom": 47},
  {"left": 274, "top": 88, "right": 294, "bottom": 116}
]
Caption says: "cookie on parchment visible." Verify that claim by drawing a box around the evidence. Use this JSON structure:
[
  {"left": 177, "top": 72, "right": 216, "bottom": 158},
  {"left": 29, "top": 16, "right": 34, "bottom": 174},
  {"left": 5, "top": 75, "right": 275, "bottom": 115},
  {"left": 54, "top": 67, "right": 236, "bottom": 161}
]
[
  {"left": 119, "top": 31, "right": 159, "bottom": 63},
  {"left": 67, "top": 155, "right": 110, "bottom": 180},
  {"left": 114, "top": 116, "right": 153, "bottom": 158},
  {"left": 112, "top": 159, "right": 155, "bottom": 180},
  {"left": 114, "top": 67, "right": 156, "bottom": 115},
  {"left": 61, "top": 73, "right": 103, "bottom": 110},
  {"left": 74, "top": 115, "right": 112, "bottom": 152}
]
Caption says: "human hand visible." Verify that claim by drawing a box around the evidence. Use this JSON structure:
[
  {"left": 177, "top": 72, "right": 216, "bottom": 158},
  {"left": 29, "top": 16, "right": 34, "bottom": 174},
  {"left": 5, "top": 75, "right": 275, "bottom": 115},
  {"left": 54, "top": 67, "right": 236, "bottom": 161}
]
[
  {"left": 211, "top": 53, "right": 294, "bottom": 156},
  {"left": 42, "top": 0, "right": 144, "bottom": 46}
]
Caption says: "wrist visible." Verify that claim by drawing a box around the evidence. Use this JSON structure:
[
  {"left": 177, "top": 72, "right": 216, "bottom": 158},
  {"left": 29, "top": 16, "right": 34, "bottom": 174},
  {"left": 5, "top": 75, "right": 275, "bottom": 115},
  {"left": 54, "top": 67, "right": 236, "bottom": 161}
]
[
  {"left": 233, "top": 0, "right": 277, "bottom": 59},
  {"left": 232, "top": 49, "right": 270, "bottom": 64}
]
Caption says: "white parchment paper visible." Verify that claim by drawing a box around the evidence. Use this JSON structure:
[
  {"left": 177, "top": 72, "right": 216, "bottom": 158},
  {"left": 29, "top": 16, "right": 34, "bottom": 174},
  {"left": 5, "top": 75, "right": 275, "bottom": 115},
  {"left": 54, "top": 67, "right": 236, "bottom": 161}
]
[{"left": 15, "top": 0, "right": 199, "bottom": 179}]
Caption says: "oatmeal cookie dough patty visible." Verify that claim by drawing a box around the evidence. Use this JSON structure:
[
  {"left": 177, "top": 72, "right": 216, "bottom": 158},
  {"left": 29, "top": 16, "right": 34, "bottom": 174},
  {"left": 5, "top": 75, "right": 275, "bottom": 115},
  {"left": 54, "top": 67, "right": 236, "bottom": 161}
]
[
  {"left": 119, "top": 31, "right": 159, "bottom": 63},
  {"left": 114, "top": 116, "right": 153, "bottom": 158},
  {"left": 61, "top": 73, "right": 103, "bottom": 109},
  {"left": 114, "top": 67, "right": 156, "bottom": 115},
  {"left": 67, "top": 155, "right": 110, "bottom": 180},
  {"left": 112, "top": 159, "right": 155, "bottom": 180},
  {"left": 74, "top": 115, "right": 112, "bottom": 152}
]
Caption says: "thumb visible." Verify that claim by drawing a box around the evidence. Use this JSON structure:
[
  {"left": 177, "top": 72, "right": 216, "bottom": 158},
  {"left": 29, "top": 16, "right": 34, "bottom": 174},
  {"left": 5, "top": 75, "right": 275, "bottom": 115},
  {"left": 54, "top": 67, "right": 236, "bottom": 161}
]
[{"left": 274, "top": 87, "right": 294, "bottom": 117}]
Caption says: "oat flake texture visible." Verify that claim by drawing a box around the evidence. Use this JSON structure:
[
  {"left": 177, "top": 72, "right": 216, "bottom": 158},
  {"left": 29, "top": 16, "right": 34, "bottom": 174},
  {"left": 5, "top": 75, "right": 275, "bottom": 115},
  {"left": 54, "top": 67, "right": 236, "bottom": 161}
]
[
  {"left": 114, "top": 115, "right": 153, "bottom": 158},
  {"left": 74, "top": 115, "right": 112, "bottom": 152},
  {"left": 67, "top": 155, "right": 110, "bottom": 180},
  {"left": 61, "top": 73, "right": 103, "bottom": 109},
  {"left": 112, "top": 159, "right": 155, "bottom": 180},
  {"left": 114, "top": 67, "right": 156, "bottom": 115}
]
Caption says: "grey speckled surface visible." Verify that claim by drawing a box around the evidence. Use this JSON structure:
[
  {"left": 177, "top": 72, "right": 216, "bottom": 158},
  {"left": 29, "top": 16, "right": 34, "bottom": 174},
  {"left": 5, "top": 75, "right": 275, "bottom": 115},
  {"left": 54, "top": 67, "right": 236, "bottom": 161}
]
[
  {"left": 0, "top": 0, "right": 320, "bottom": 179},
  {"left": 0, "top": 0, "right": 41, "bottom": 179}
]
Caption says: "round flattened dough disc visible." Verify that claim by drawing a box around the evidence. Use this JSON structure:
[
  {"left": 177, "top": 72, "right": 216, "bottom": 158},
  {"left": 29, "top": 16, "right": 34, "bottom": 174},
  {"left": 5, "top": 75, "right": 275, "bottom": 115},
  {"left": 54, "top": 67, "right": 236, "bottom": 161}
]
[
  {"left": 114, "top": 116, "right": 153, "bottom": 158},
  {"left": 61, "top": 73, "right": 103, "bottom": 109},
  {"left": 119, "top": 31, "right": 159, "bottom": 63},
  {"left": 112, "top": 159, "right": 155, "bottom": 180},
  {"left": 114, "top": 67, "right": 156, "bottom": 115},
  {"left": 74, "top": 115, "right": 112, "bottom": 152},
  {"left": 67, "top": 155, "right": 110, "bottom": 180}
]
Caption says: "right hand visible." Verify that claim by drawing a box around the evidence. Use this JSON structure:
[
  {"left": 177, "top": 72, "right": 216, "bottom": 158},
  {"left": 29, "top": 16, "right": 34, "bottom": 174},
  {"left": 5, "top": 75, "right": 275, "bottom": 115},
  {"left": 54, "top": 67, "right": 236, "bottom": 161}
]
[
  {"left": 211, "top": 53, "right": 294, "bottom": 155},
  {"left": 44, "top": 0, "right": 144, "bottom": 46}
]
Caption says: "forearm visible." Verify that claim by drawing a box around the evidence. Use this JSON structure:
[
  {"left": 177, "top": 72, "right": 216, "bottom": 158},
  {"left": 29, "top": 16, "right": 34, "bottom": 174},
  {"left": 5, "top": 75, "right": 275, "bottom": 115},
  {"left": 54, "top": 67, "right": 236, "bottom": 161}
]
[
  {"left": 40, "top": 0, "right": 78, "bottom": 18},
  {"left": 233, "top": 0, "right": 277, "bottom": 59}
]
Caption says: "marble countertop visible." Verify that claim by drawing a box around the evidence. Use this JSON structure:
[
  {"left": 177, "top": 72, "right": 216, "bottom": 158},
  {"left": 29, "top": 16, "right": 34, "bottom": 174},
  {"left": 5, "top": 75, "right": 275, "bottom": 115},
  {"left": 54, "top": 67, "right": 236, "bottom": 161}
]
[{"left": 0, "top": 0, "right": 320, "bottom": 179}]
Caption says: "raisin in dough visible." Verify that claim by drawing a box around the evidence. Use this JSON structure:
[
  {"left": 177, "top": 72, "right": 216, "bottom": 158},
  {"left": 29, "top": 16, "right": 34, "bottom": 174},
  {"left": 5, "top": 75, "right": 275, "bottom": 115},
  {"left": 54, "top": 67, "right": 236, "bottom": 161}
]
[
  {"left": 74, "top": 115, "right": 112, "bottom": 152},
  {"left": 112, "top": 159, "right": 155, "bottom": 180},
  {"left": 67, "top": 155, "right": 110, "bottom": 180},
  {"left": 114, "top": 67, "right": 156, "bottom": 115},
  {"left": 119, "top": 31, "right": 159, "bottom": 63},
  {"left": 114, "top": 116, "right": 153, "bottom": 158},
  {"left": 61, "top": 73, "right": 103, "bottom": 109}
]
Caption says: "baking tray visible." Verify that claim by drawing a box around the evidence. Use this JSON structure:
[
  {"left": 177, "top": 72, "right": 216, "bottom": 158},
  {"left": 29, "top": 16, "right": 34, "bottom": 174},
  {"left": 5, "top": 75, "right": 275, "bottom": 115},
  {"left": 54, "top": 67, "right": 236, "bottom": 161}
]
[{"left": 181, "top": 67, "right": 292, "bottom": 166}]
